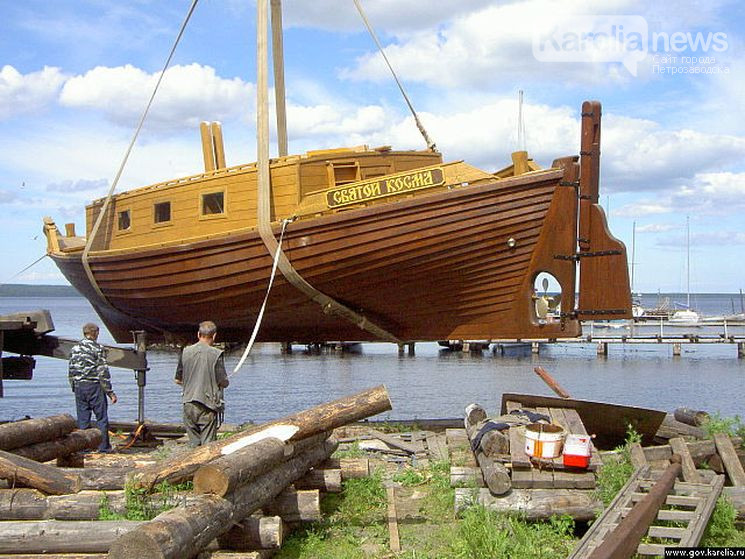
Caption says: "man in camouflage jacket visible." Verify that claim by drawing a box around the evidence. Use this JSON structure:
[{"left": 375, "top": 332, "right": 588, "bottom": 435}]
[{"left": 68, "top": 323, "right": 117, "bottom": 452}]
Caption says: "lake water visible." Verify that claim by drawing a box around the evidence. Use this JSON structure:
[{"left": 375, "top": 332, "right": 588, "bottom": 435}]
[{"left": 1, "top": 295, "right": 743, "bottom": 425}]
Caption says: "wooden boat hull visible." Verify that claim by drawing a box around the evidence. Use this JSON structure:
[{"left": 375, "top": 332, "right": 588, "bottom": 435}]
[
  {"left": 51, "top": 167, "right": 607, "bottom": 343},
  {"left": 501, "top": 393, "right": 666, "bottom": 448}
]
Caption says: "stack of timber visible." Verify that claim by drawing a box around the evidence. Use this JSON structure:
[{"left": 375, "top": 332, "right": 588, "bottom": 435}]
[
  {"left": 0, "top": 386, "right": 387, "bottom": 557},
  {"left": 0, "top": 414, "right": 100, "bottom": 465},
  {"left": 107, "top": 385, "right": 390, "bottom": 559}
]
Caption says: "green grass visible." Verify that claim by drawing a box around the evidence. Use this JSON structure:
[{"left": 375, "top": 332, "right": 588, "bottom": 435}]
[
  {"left": 449, "top": 507, "right": 575, "bottom": 559},
  {"left": 595, "top": 426, "right": 641, "bottom": 506},
  {"left": 98, "top": 480, "right": 193, "bottom": 521},
  {"left": 702, "top": 412, "right": 744, "bottom": 441},
  {"left": 701, "top": 496, "right": 745, "bottom": 547},
  {"left": 333, "top": 441, "right": 366, "bottom": 459}
]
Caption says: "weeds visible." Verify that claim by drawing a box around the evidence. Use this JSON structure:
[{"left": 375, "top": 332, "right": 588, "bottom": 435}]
[
  {"left": 333, "top": 441, "right": 365, "bottom": 459},
  {"left": 450, "top": 506, "right": 575, "bottom": 559},
  {"left": 595, "top": 425, "right": 641, "bottom": 506},
  {"left": 98, "top": 480, "right": 193, "bottom": 521},
  {"left": 702, "top": 412, "right": 744, "bottom": 439},
  {"left": 701, "top": 496, "right": 745, "bottom": 547}
]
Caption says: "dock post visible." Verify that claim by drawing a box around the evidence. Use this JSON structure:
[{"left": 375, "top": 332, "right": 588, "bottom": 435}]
[
  {"left": 398, "top": 343, "right": 405, "bottom": 356},
  {"left": 596, "top": 342, "right": 608, "bottom": 357},
  {"left": 280, "top": 342, "right": 292, "bottom": 354},
  {"left": 531, "top": 342, "right": 540, "bottom": 354},
  {"left": 462, "top": 342, "right": 470, "bottom": 352},
  {"left": 407, "top": 342, "right": 416, "bottom": 356},
  {"left": 738, "top": 342, "right": 745, "bottom": 359},
  {"left": 132, "top": 331, "right": 148, "bottom": 427},
  {"left": 672, "top": 342, "right": 682, "bottom": 356}
]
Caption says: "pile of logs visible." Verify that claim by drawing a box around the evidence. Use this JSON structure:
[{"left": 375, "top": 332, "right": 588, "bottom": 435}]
[{"left": 0, "top": 385, "right": 389, "bottom": 557}]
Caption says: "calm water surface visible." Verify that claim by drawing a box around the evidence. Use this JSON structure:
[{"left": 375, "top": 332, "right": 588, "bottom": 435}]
[{"left": 1, "top": 296, "right": 743, "bottom": 424}]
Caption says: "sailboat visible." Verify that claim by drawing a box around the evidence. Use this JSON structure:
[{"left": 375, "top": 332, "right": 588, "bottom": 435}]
[
  {"left": 668, "top": 216, "right": 700, "bottom": 326},
  {"left": 41, "top": 2, "right": 632, "bottom": 344}
]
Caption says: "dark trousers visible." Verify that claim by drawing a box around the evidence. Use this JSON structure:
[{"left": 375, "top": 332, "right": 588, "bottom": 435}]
[
  {"left": 183, "top": 401, "right": 219, "bottom": 447},
  {"left": 74, "top": 382, "right": 111, "bottom": 451}
]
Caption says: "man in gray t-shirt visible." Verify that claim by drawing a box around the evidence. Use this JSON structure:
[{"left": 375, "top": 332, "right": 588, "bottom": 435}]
[{"left": 175, "top": 321, "right": 229, "bottom": 447}]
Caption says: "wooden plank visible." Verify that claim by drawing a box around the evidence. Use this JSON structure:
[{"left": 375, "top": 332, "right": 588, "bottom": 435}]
[
  {"left": 714, "top": 433, "right": 745, "bottom": 486},
  {"left": 509, "top": 426, "right": 530, "bottom": 470},
  {"left": 669, "top": 437, "right": 702, "bottom": 483},
  {"left": 425, "top": 433, "right": 448, "bottom": 462},
  {"left": 511, "top": 470, "right": 534, "bottom": 489},
  {"left": 629, "top": 443, "right": 648, "bottom": 469},
  {"left": 386, "top": 486, "right": 400, "bottom": 552},
  {"left": 647, "top": 525, "right": 686, "bottom": 540},
  {"left": 630, "top": 493, "right": 700, "bottom": 508},
  {"left": 636, "top": 543, "right": 668, "bottom": 556}
]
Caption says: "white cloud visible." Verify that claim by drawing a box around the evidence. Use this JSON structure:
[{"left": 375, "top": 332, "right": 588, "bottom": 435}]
[
  {"left": 0, "top": 65, "right": 66, "bottom": 120},
  {"left": 59, "top": 64, "right": 254, "bottom": 134},
  {"left": 46, "top": 178, "right": 109, "bottom": 192},
  {"left": 282, "top": 0, "right": 496, "bottom": 33},
  {"left": 0, "top": 189, "right": 20, "bottom": 204},
  {"left": 636, "top": 223, "right": 678, "bottom": 233},
  {"left": 614, "top": 202, "right": 673, "bottom": 217},
  {"left": 341, "top": 0, "right": 642, "bottom": 88},
  {"left": 602, "top": 115, "right": 745, "bottom": 191}
]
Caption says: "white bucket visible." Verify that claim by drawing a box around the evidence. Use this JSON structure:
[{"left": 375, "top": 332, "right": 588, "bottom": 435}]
[
  {"left": 563, "top": 434, "right": 592, "bottom": 468},
  {"left": 524, "top": 423, "right": 565, "bottom": 459}
]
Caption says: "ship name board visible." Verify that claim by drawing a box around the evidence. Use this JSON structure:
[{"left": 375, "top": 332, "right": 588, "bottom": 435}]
[{"left": 327, "top": 168, "right": 445, "bottom": 208}]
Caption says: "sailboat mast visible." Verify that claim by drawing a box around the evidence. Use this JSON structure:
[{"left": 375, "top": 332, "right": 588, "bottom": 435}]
[
  {"left": 631, "top": 220, "right": 636, "bottom": 293},
  {"left": 686, "top": 215, "right": 690, "bottom": 309},
  {"left": 270, "top": 0, "right": 288, "bottom": 157}
]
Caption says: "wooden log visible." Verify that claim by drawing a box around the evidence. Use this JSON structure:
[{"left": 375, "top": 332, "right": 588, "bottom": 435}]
[
  {"left": 0, "top": 414, "right": 77, "bottom": 451},
  {"left": 110, "top": 441, "right": 336, "bottom": 559},
  {"left": 0, "top": 555, "right": 107, "bottom": 559},
  {"left": 294, "top": 468, "right": 342, "bottom": 493},
  {"left": 57, "top": 453, "right": 85, "bottom": 468},
  {"left": 218, "top": 515, "right": 284, "bottom": 550},
  {"left": 65, "top": 467, "right": 128, "bottom": 490},
  {"left": 0, "top": 520, "right": 142, "bottom": 553},
  {"left": 320, "top": 457, "right": 369, "bottom": 479},
  {"left": 131, "top": 385, "right": 390, "bottom": 489},
  {"left": 674, "top": 407, "right": 710, "bottom": 427},
  {"left": 464, "top": 407, "right": 510, "bottom": 495},
  {"left": 0, "top": 449, "right": 80, "bottom": 495},
  {"left": 193, "top": 437, "right": 291, "bottom": 497},
  {"left": 655, "top": 413, "right": 705, "bottom": 440},
  {"left": 464, "top": 403, "right": 487, "bottom": 426},
  {"left": 454, "top": 487, "right": 603, "bottom": 521},
  {"left": 263, "top": 488, "right": 321, "bottom": 523},
  {"left": 12, "top": 429, "right": 101, "bottom": 462},
  {"left": 108, "top": 494, "right": 232, "bottom": 559},
  {"left": 197, "top": 552, "right": 274, "bottom": 559},
  {"left": 533, "top": 366, "right": 571, "bottom": 399},
  {"left": 0, "top": 488, "right": 48, "bottom": 519}
]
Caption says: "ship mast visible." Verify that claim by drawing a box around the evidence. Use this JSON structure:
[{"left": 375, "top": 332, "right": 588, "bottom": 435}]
[{"left": 270, "top": 0, "right": 288, "bottom": 156}]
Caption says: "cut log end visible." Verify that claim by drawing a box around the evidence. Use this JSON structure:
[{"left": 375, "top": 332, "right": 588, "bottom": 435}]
[
  {"left": 192, "top": 464, "right": 230, "bottom": 497},
  {"left": 108, "top": 538, "right": 167, "bottom": 559}
]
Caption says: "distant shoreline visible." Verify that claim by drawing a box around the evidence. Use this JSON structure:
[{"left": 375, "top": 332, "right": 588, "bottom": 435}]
[{"left": 0, "top": 284, "right": 79, "bottom": 297}]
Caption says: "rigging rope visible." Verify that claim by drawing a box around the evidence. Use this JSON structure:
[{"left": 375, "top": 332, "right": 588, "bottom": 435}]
[
  {"left": 81, "top": 0, "right": 200, "bottom": 303},
  {"left": 353, "top": 0, "right": 437, "bottom": 151},
  {"left": 0, "top": 254, "right": 47, "bottom": 286},
  {"left": 230, "top": 218, "right": 290, "bottom": 377}
]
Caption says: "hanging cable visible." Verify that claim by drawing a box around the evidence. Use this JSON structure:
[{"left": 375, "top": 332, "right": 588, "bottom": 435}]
[
  {"left": 230, "top": 218, "right": 290, "bottom": 377},
  {"left": 353, "top": 0, "right": 437, "bottom": 151},
  {"left": 0, "top": 254, "right": 47, "bottom": 286},
  {"left": 81, "top": 0, "right": 200, "bottom": 303}
]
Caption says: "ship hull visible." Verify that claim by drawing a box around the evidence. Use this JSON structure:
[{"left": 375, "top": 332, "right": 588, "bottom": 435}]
[{"left": 51, "top": 168, "right": 593, "bottom": 343}]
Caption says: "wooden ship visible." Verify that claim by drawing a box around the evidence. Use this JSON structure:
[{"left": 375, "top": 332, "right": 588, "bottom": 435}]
[{"left": 42, "top": 3, "right": 631, "bottom": 345}]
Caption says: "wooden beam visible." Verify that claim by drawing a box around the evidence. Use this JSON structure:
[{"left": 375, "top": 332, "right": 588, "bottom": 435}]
[
  {"left": 669, "top": 437, "right": 702, "bottom": 483},
  {"left": 12, "top": 429, "right": 101, "bottom": 462},
  {"left": 0, "top": 414, "right": 77, "bottom": 451},
  {"left": 387, "top": 486, "right": 401, "bottom": 552},
  {"left": 0, "top": 449, "right": 81, "bottom": 495},
  {"left": 0, "top": 520, "right": 142, "bottom": 554},
  {"left": 131, "top": 386, "right": 390, "bottom": 490},
  {"left": 714, "top": 433, "right": 745, "bottom": 486}
]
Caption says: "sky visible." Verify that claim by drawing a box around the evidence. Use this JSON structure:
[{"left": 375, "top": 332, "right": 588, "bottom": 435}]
[{"left": 0, "top": 0, "right": 743, "bottom": 293}]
